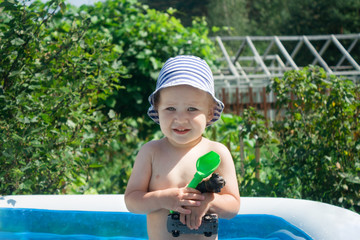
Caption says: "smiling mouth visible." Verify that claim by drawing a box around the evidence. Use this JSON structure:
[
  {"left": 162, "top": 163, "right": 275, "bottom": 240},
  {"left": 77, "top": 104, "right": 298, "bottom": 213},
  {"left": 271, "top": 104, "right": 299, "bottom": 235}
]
[{"left": 173, "top": 128, "right": 190, "bottom": 134}]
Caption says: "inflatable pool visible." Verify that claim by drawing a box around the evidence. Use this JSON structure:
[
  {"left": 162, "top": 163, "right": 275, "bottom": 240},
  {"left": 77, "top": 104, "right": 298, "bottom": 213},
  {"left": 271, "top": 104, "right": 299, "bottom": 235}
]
[{"left": 0, "top": 195, "right": 359, "bottom": 239}]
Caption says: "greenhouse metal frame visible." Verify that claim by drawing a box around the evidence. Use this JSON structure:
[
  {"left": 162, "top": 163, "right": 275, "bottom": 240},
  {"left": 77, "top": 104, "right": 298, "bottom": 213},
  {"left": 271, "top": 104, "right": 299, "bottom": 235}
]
[{"left": 212, "top": 34, "right": 360, "bottom": 91}]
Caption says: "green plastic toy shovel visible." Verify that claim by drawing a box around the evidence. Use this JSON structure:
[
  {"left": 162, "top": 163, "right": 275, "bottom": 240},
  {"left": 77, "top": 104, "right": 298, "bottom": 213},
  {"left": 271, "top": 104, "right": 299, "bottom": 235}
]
[
  {"left": 169, "top": 151, "right": 220, "bottom": 214},
  {"left": 187, "top": 151, "right": 221, "bottom": 189}
]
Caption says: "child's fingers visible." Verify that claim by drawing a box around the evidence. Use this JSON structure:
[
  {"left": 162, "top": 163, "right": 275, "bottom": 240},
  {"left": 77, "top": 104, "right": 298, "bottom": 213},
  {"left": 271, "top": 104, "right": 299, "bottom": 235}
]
[
  {"left": 184, "top": 187, "right": 201, "bottom": 194},
  {"left": 175, "top": 206, "right": 191, "bottom": 215},
  {"left": 195, "top": 215, "right": 202, "bottom": 229},
  {"left": 173, "top": 198, "right": 200, "bottom": 214},
  {"left": 180, "top": 213, "right": 186, "bottom": 224},
  {"left": 179, "top": 199, "right": 201, "bottom": 209},
  {"left": 182, "top": 187, "right": 204, "bottom": 199},
  {"left": 186, "top": 213, "right": 202, "bottom": 230},
  {"left": 183, "top": 192, "right": 205, "bottom": 201}
]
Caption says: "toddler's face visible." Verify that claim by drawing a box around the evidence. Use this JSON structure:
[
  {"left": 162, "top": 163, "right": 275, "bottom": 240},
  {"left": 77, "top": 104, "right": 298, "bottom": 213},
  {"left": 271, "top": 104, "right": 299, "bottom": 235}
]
[{"left": 157, "top": 85, "right": 214, "bottom": 148}]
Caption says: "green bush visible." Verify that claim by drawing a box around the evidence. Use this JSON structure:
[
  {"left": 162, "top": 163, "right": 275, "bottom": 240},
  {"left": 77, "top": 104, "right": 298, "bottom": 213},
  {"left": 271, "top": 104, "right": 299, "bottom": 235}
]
[
  {"left": 268, "top": 66, "right": 360, "bottom": 211},
  {"left": 67, "top": 0, "right": 217, "bottom": 193},
  {"left": 204, "top": 67, "right": 359, "bottom": 212},
  {"left": 0, "top": 0, "right": 216, "bottom": 194},
  {"left": 0, "top": 0, "right": 130, "bottom": 194},
  {"left": 204, "top": 110, "right": 280, "bottom": 198},
  {"left": 2, "top": 0, "right": 358, "bottom": 214},
  {"left": 80, "top": 0, "right": 216, "bottom": 120}
]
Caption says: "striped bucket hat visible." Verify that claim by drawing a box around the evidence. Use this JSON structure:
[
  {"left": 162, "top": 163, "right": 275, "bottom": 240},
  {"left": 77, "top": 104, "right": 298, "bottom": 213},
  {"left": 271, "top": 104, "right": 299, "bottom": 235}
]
[{"left": 147, "top": 55, "right": 224, "bottom": 126}]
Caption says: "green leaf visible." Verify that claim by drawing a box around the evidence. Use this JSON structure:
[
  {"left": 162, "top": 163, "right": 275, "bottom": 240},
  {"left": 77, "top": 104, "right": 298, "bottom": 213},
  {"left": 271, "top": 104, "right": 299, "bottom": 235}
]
[
  {"left": 66, "top": 119, "right": 76, "bottom": 129},
  {"left": 24, "top": 117, "right": 30, "bottom": 124},
  {"left": 0, "top": 1, "right": 17, "bottom": 10},
  {"left": 294, "top": 113, "right": 301, "bottom": 120},
  {"left": 105, "top": 97, "right": 116, "bottom": 108},
  {"left": 40, "top": 114, "right": 51, "bottom": 123},
  {"left": 11, "top": 38, "right": 25, "bottom": 46},
  {"left": 108, "top": 109, "right": 116, "bottom": 119},
  {"left": 89, "top": 164, "right": 104, "bottom": 168}
]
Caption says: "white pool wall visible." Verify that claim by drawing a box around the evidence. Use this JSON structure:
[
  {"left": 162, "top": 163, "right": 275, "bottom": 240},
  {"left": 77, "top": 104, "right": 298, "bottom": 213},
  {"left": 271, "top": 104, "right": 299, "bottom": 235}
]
[{"left": 1, "top": 195, "right": 360, "bottom": 240}]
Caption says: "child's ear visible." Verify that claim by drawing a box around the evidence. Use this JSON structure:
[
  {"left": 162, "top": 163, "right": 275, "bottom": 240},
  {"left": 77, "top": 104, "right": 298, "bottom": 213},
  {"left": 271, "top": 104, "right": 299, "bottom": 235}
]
[{"left": 207, "top": 106, "right": 215, "bottom": 123}]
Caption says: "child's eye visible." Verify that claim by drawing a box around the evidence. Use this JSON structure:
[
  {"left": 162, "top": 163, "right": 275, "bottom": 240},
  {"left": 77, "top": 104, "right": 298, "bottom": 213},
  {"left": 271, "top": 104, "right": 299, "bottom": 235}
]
[
  {"left": 166, "top": 107, "right": 176, "bottom": 111},
  {"left": 188, "top": 107, "right": 198, "bottom": 112}
]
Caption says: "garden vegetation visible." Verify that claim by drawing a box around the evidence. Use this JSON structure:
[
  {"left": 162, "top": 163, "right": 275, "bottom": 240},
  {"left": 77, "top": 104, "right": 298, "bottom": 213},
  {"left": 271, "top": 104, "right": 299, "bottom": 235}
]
[{"left": 0, "top": 0, "right": 359, "bottom": 213}]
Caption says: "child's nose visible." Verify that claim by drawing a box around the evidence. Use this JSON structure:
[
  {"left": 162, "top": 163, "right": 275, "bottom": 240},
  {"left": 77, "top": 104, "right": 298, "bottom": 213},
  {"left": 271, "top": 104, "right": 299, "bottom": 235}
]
[{"left": 174, "top": 111, "right": 188, "bottom": 123}]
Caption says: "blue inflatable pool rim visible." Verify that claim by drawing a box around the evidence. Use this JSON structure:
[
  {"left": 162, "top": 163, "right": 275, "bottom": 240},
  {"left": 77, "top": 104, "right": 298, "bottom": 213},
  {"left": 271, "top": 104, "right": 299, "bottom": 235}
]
[{"left": 0, "top": 208, "right": 312, "bottom": 239}]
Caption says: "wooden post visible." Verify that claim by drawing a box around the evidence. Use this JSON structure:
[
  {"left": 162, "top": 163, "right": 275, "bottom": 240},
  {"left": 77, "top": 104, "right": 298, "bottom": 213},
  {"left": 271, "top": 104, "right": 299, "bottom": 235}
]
[
  {"left": 235, "top": 88, "right": 240, "bottom": 115},
  {"left": 240, "top": 92, "right": 244, "bottom": 113},
  {"left": 255, "top": 141, "right": 261, "bottom": 180},
  {"left": 249, "top": 87, "right": 254, "bottom": 108},
  {"left": 289, "top": 92, "right": 295, "bottom": 109},
  {"left": 262, "top": 87, "right": 268, "bottom": 126},
  {"left": 239, "top": 132, "right": 245, "bottom": 177}
]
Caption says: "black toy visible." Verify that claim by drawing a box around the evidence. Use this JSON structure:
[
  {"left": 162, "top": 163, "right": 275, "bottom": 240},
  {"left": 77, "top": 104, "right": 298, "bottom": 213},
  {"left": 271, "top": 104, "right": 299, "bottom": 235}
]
[
  {"left": 167, "top": 173, "right": 226, "bottom": 237},
  {"left": 167, "top": 212, "right": 218, "bottom": 237}
]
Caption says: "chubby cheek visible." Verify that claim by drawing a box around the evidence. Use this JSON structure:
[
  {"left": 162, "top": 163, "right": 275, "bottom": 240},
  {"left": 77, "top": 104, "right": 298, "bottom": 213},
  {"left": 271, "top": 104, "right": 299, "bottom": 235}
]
[
  {"left": 160, "top": 112, "right": 173, "bottom": 123},
  {"left": 193, "top": 114, "right": 208, "bottom": 128}
]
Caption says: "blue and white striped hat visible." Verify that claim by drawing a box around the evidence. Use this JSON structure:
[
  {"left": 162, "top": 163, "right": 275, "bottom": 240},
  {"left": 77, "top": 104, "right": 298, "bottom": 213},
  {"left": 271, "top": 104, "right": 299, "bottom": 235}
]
[{"left": 147, "top": 55, "right": 224, "bottom": 126}]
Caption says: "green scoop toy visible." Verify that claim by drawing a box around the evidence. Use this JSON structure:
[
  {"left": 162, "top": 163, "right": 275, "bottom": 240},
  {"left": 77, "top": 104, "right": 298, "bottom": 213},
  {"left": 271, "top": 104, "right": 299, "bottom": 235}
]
[
  {"left": 187, "top": 151, "right": 221, "bottom": 189},
  {"left": 169, "top": 151, "right": 221, "bottom": 214},
  {"left": 167, "top": 151, "right": 223, "bottom": 238}
]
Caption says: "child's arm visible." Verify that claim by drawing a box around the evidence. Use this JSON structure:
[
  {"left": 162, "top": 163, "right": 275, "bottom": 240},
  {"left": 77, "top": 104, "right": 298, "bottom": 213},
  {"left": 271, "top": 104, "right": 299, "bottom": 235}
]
[
  {"left": 205, "top": 143, "right": 241, "bottom": 217},
  {"left": 124, "top": 142, "right": 205, "bottom": 215},
  {"left": 180, "top": 143, "right": 241, "bottom": 230}
]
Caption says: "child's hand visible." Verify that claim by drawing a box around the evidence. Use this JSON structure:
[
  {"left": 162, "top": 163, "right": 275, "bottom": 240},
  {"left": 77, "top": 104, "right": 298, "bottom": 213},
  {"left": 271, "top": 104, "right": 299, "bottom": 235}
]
[
  {"left": 179, "top": 193, "right": 214, "bottom": 230},
  {"left": 162, "top": 187, "right": 205, "bottom": 215}
]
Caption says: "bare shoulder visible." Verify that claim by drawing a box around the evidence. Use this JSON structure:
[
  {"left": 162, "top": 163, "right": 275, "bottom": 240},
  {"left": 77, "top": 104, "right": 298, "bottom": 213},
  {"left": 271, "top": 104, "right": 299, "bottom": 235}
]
[
  {"left": 134, "top": 138, "right": 171, "bottom": 166},
  {"left": 202, "top": 138, "right": 235, "bottom": 175},
  {"left": 203, "top": 138, "right": 240, "bottom": 199},
  {"left": 203, "top": 138, "right": 232, "bottom": 158},
  {"left": 125, "top": 139, "right": 167, "bottom": 193},
  {"left": 137, "top": 138, "right": 165, "bottom": 156}
]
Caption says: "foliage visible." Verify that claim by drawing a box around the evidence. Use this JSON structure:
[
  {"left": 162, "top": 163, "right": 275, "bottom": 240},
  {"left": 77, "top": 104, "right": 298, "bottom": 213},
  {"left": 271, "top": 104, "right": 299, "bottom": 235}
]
[
  {"left": 268, "top": 66, "right": 360, "bottom": 211},
  {"left": 204, "top": 110, "right": 280, "bottom": 197},
  {"left": 67, "top": 0, "right": 216, "bottom": 193},
  {"left": 67, "top": 117, "right": 147, "bottom": 194},
  {"left": 1, "top": 0, "right": 359, "bottom": 215},
  {"left": 79, "top": 0, "right": 216, "bottom": 120},
  {"left": 205, "top": 66, "right": 359, "bottom": 213},
  {"left": 0, "top": 0, "right": 130, "bottom": 194},
  {"left": 139, "top": 0, "right": 211, "bottom": 27},
  {"left": 206, "top": 0, "right": 250, "bottom": 36},
  {"left": 277, "top": 0, "right": 360, "bottom": 35},
  {"left": 235, "top": 0, "right": 357, "bottom": 35},
  {"left": 0, "top": 0, "right": 216, "bottom": 194},
  {"left": 141, "top": 0, "right": 360, "bottom": 36}
]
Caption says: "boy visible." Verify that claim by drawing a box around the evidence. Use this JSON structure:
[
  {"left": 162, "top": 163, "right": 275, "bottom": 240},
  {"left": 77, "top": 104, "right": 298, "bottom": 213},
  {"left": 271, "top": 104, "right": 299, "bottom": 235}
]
[{"left": 125, "top": 55, "right": 240, "bottom": 239}]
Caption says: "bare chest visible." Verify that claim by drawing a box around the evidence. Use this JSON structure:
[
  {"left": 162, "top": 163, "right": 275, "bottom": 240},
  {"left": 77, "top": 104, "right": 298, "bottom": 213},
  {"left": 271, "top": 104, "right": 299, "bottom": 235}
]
[{"left": 148, "top": 154, "right": 197, "bottom": 191}]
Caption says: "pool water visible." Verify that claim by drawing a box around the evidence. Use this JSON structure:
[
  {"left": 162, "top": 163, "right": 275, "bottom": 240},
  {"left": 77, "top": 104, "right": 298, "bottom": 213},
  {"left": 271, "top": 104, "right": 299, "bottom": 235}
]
[{"left": 0, "top": 208, "right": 312, "bottom": 240}]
